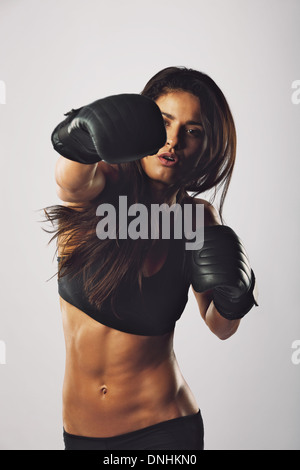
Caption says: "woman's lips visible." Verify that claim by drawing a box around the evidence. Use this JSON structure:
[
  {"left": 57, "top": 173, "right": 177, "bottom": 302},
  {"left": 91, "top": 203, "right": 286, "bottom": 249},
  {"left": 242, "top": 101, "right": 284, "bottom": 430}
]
[{"left": 157, "top": 152, "right": 179, "bottom": 167}]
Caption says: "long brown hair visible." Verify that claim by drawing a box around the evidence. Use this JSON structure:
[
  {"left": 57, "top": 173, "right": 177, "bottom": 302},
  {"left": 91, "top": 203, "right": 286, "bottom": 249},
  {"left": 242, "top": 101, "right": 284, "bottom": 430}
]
[{"left": 43, "top": 66, "right": 237, "bottom": 310}]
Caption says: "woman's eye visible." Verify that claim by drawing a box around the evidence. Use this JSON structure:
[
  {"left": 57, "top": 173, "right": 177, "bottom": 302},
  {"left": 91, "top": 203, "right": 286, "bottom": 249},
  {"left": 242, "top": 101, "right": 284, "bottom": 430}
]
[
  {"left": 163, "top": 119, "right": 170, "bottom": 127},
  {"left": 186, "top": 128, "right": 202, "bottom": 138}
]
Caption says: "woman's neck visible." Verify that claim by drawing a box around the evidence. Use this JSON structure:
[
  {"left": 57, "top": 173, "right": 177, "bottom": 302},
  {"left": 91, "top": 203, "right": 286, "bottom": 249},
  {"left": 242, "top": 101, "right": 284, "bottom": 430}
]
[{"left": 145, "top": 179, "right": 178, "bottom": 205}]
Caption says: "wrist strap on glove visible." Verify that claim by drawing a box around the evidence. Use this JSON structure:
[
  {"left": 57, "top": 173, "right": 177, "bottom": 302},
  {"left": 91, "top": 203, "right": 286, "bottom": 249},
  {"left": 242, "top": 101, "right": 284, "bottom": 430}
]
[{"left": 213, "top": 269, "right": 259, "bottom": 320}]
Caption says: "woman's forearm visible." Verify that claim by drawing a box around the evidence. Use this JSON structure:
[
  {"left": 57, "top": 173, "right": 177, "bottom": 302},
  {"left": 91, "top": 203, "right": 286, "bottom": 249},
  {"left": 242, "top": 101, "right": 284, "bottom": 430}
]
[
  {"left": 205, "top": 301, "right": 240, "bottom": 340},
  {"left": 55, "top": 157, "right": 111, "bottom": 202},
  {"left": 55, "top": 156, "right": 99, "bottom": 192}
]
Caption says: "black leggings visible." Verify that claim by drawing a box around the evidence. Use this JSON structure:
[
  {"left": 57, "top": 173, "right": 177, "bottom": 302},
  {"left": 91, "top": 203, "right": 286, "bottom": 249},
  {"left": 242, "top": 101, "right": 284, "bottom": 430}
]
[{"left": 63, "top": 410, "right": 204, "bottom": 450}]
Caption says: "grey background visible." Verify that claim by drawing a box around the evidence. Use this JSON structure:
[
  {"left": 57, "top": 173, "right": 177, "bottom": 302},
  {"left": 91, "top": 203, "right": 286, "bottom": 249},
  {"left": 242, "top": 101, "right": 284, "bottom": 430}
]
[{"left": 0, "top": 0, "right": 299, "bottom": 450}]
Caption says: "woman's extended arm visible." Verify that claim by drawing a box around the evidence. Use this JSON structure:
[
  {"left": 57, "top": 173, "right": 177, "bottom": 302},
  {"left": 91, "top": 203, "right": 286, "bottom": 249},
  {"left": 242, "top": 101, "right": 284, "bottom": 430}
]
[{"left": 55, "top": 158, "right": 116, "bottom": 203}]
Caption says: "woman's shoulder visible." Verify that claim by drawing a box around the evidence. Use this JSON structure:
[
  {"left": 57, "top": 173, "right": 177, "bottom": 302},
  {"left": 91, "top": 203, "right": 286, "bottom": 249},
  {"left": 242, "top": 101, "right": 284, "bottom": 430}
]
[{"left": 182, "top": 194, "right": 221, "bottom": 226}]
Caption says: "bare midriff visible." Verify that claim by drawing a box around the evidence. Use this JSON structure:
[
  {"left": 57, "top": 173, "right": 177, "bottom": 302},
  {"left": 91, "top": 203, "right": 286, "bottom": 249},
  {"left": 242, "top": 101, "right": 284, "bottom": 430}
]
[{"left": 60, "top": 297, "right": 199, "bottom": 438}]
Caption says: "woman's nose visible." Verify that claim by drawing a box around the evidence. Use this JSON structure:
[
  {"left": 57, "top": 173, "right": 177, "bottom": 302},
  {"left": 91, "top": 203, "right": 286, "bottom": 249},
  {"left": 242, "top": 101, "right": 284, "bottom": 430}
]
[{"left": 166, "top": 129, "right": 180, "bottom": 149}]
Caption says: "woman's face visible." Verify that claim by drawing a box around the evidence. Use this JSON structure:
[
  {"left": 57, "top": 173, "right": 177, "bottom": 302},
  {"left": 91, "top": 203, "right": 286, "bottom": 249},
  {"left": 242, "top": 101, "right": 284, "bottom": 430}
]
[{"left": 140, "top": 90, "right": 203, "bottom": 188}]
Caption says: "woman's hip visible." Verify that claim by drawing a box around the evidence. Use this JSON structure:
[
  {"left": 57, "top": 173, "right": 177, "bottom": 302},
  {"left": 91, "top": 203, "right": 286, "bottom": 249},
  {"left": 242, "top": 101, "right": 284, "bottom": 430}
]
[{"left": 63, "top": 409, "right": 204, "bottom": 450}]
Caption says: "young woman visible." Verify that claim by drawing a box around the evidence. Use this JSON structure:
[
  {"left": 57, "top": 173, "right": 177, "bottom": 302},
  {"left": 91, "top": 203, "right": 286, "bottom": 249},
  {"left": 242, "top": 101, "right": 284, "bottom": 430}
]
[{"left": 45, "top": 66, "right": 258, "bottom": 450}]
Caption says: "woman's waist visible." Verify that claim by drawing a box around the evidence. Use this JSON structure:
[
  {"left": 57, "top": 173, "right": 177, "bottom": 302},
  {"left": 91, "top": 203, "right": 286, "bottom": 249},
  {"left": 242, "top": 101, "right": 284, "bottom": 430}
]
[{"left": 62, "top": 363, "right": 198, "bottom": 437}]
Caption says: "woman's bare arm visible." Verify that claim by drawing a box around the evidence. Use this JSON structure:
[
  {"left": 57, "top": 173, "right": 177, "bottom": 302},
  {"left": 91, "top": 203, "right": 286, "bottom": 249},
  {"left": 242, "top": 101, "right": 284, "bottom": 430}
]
[
  {"left": 192, "top": 288, "right": 240, "bottom": 340},
  {"left": 55, "top": 157, "right": 118, "bottom": 203}
]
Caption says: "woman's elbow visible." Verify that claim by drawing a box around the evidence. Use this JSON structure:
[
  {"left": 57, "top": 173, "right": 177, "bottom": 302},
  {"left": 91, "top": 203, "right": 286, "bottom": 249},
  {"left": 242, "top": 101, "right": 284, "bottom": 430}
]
[{"left": 213, "top": 320, "right": 240, "bottom": 341}]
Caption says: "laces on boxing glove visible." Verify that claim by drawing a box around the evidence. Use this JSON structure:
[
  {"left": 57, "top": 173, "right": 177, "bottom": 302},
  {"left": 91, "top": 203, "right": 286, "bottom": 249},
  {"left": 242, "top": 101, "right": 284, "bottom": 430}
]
[{"left": 51, "top": 107, "right": 100, "bottom": 164}]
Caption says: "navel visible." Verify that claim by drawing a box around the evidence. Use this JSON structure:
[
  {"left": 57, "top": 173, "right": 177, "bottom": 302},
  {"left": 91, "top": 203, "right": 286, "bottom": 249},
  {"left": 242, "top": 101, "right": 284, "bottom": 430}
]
[{"left": 100, "top": 385, "right": 108, "bottom": 396}]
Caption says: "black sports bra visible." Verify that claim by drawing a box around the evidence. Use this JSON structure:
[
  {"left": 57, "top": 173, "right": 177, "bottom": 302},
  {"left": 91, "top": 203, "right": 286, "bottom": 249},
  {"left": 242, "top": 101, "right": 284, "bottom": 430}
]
[{"left": 57, "top": 237, "right": 191, "bottom": 336}]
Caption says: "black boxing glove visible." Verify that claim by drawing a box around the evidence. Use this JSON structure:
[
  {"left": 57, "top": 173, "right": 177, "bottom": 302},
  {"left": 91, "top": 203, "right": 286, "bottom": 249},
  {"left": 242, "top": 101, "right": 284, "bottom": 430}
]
[
  {"left": 51, "top": 94, "right": 166, "bottom": 164},
  {"left": 190, "top": 225, "right": 258, "bottom": 320}
]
